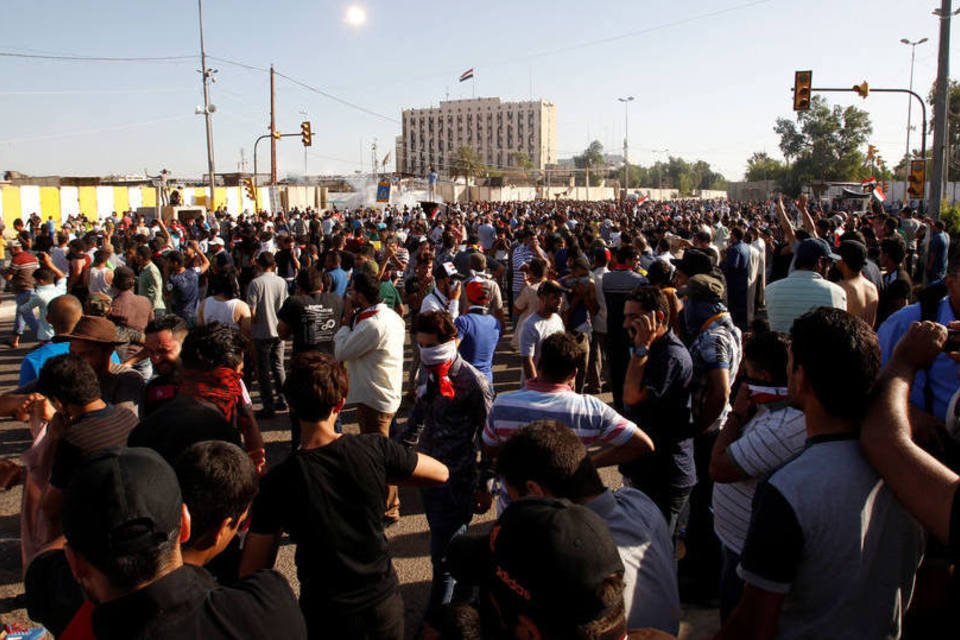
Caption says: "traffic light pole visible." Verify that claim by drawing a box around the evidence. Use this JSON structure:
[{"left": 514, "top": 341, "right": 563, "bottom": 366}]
[
  {"left": 253, "top": 133, "right": 303, "bottom": 185},
  {"left": 810, "top": 86, "right": 927, "bottom": 213}
]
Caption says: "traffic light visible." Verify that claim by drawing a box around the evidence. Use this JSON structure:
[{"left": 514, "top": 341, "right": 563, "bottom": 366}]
[
  {"left": 244, "top": 177, "right": 257, "bottom": 202},
  {"left": 300, "top": 121, "right": 312, "bottom": 147},
  {"left": 866, "top": 145, "right": 876, "bottom": 161},
  {"left": 907, "top": 160, "right": 926, "bottom": 198},
  {"left": 853, "top": 81, "right": 870, "bottom": 99},
  {"left": 793, "top": 70, "right": 812, "bottom": 111}
]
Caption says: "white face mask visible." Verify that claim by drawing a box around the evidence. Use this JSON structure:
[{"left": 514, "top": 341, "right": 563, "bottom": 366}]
[{"left": 419, "top": 341, "right": 457, "bottom": 366}]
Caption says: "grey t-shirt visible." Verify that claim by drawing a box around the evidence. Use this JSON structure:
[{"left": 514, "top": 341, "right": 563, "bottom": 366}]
[
  {"left": 739, "top": 437, "right": 924, "bottom": 639},
  {"left": 247, "top": 272, "right": 289, "bottom": 340}
]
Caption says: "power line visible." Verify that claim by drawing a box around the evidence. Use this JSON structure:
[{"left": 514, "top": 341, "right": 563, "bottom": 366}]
[
  {"left": 0, "top": 87, "right": 194, "bottom": 96},
  {"left": 0, "top": 50, "right": 195, "bottom": 63},
  {"left": 207, "top": 55, "right": 400, "bottom": 125}
]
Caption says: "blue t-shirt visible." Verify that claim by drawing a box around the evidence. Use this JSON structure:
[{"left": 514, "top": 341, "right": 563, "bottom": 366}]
[
  {"left": 928, "top": 231, "right": 950, "bottom": 281},
  {"left": 455, "top": 312, "right": 501, "bottom": 383},
  {"left": 20, "top": 342, "right": 122, "bottom": 388},
  {"left": 326, "top": 267, "right": 348, "bottom": 297},
  {"left": 168, "top": 268, "right": 200, "bottom": 321}
]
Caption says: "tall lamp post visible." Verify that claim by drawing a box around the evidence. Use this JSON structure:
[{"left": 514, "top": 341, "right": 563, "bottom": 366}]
[
  {"left": 618, "top": 96, "right": 634, "bottom": 192},
  {"left": 197, "top": 0, "right": 217, "bottom": 210},
  {"left": 901, "top": 37, "right": 929, "bottom": 197}
]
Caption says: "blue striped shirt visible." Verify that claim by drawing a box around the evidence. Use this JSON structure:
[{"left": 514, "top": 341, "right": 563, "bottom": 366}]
[{"left": 484, "top": 380, "right": 639, "bottom": 448}]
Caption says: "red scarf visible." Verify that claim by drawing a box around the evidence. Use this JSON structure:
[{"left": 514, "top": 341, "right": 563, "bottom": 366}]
[
  {"left": 427, "top": 361, "right": 455, "bottom": 399},
  {"left": 180, "top": 366, "right": 244, "bottom": 423}
]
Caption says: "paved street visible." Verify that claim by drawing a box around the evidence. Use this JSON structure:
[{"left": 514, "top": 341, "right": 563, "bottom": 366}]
[{"left": 0, "top": 294, "right": 717, "bottom": 638}]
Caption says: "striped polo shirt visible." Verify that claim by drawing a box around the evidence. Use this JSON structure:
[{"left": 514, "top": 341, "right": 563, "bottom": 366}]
[
  {"left": 50, "top": 404, "right": 140, "bottom": 489},
  {"left": 483, "top": 380, "right": 640, "bottom": 449},
  {"left": 765, "top": 270, "right": 847, "bottom": 333},
  {"left": 712, "top": 402, "right": 807, "bottom": 554}
]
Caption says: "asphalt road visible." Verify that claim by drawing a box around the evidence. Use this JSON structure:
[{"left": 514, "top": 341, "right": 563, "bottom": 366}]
[{"left": 0, "top": 295, "right": 718, "bottom": 638}]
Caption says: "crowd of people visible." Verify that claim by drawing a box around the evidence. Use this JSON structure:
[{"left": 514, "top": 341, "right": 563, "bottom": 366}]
[{"left": 0, "top": 191, "right": 956, "bottom": 639}]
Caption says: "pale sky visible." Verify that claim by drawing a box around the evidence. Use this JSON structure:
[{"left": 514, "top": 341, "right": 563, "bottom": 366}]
[{"left": 0, "top": 0, "right": 950, "bottom": 181}]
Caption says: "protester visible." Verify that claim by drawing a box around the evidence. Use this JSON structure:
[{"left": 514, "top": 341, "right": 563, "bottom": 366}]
[
  {"left": 61, "top": 447, "right": 307, "bottom": 638},
  {"left": 240, "top": 351, "right": 449, "bottom": 639},
  {"left": 496, "top": 420, "right": 681, "bottom": 634},
  {"left": 402, "top": 310, "right": 493, "bottom": 622},
  {"left": 333, "top": 270, "right": 406, "bottom": 520},
  {"left": 719, "top": 308, "right": 924, "bottom": 639},
  {"left": 518, "top": 279, "right": 566, "bottom": 382}
]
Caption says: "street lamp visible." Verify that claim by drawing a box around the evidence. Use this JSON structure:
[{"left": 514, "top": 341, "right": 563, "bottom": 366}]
[
  {"left": 197, "top": 0, "right": 217, "bottom": 210},
  {"left": 901, "top": 37, "right": 929, "bottom": 193},
  {"left": 618, "top": 96, "right": 634, "bottom": 191}
]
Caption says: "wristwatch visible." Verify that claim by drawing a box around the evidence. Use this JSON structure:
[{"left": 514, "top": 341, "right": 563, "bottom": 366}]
[{"left": 630, "top": 344, "right": 648, "bottom": 359}]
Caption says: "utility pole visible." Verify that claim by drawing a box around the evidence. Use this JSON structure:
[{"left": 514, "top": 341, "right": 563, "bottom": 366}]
[
  {"left": 372, "top": 138, "right": 378, "bottom": 182},
  {"left": 270, "top": 64, "right": 278, "bottom": 186},
  {"left": 197, "top": 0, "right": 217, "bottom": 209},
  {"left": 930, "top": 0, "right": 955, "bottom": 217},
  {"left": 618, "top": 96, "right": 634, "bottom": 195}
]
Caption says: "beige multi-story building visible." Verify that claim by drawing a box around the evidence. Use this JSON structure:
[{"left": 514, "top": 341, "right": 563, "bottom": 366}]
[{"left": 399, "top": 97, "right": 557, "bottom": 177}]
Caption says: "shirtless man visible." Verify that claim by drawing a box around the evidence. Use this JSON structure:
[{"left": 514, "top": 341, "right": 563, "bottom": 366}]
[{"left": 837, "top": 240, "right": 878, "bottom": 327}]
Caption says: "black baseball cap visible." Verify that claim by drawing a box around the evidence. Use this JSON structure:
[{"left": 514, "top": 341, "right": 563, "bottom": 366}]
[
  {"left": 671, "top": 248, "right": 713, "bottom": 278},
  {"left": 795, "top": 237, "right": 840, "bottom": 264},
  {"left": 433, "top": 261, "right": 461, "bottom": 281},
  {"left": 62, "top": 448, "right": 182, "bottom": 566},
  {"left": 448, "top": 497, "right": 624, "bottom": 627}
]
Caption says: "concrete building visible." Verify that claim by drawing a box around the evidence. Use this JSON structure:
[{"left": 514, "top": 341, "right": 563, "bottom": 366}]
[{"left": 399, "top": 97, "right": 557, "bottom": 176}]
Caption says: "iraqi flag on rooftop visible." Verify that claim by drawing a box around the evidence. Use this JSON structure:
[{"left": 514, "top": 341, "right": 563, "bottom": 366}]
[{"left": 459, "top": 68, "right": 475, "bottom": 82}]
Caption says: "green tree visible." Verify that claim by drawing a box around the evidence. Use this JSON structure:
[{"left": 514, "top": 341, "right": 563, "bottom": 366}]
[
  {"left": 773, "top": 95, "right": 873, "bottom": 193},
  {"left": 574, "top": 140, "right": 606, "bottom": 186},
  {"left": 745, "top": 151, "right": 787, "bottom": 182},
  {"left": 450, "top": 146, "right": 482, "bottom": 185}
]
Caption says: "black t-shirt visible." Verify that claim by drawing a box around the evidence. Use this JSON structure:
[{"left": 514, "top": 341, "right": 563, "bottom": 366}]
[
  {"left": 276, "top": 292, "right": 343, "bottom": 354},
  {"left": 275, "top": 249, "right": 297, "bottom": 280},
  {"left": 92, "top": 564, "right": 306, "bottom": 639},
  {"left": 249, "top": 434, "right": 418, "bottom": 613},
  {"left": 128, "top": 395, "right": 241, "bottom": 464}
]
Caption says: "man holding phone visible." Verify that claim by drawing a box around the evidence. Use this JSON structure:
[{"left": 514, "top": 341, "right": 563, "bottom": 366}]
[{"left": 620, "top": 286, "right": 694, "bottom": 536}]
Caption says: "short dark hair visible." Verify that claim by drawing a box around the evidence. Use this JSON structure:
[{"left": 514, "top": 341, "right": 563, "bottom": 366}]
[
  {"left": 283, "top": 352, "right": 349, "bottom": 422},
  {"left": 625, "top": 286, "right": 669, "bottom": 319},
  {"left": 166, "top": 251, "right": 184, "bottom": 268},
  {"left": 414, "top": 310, "right": 457, "bottom": 343},
  {"left": 351, "top": 271, "right": 382, "bottom": 306},
  {"left": 37, "top": 353, "right": 101, "bottom": 406},
  {"left": 208, "top": 267, "right": 241, "bottom": 299},
  {"left": 174, "top": 441, "right": 258, "bottom": 552},
  {"left": 745, "top": 330, "right": 790, "bottom": 387},
  {"left": 790, "top": 307, "right": 879, "bottom": 422},
  {"left": 537, "top": 332, "right": 583, "bottom": 382},
  {"left": 256, "top": 252, "right": 275, "bottom": 269},
  {"left": 296, "top": 267, "right": 323, "bottom": 293},
  {"left": 616, "top": 244, "right": 638, "bottom": 265},
  {"left": 145, "top": 314, "right": 189, "bottom": 338},
  {"left": 497, "top": 420, "right": 604, "bottom": 502},
  {"left": 880, "top": 236, "right": 906, "bottom": 265},
  {"left": 113, "top": 266, "right": 136, "bottom": 291},
  {"left": 180, "top": 323, "right": 247, "bottom": 371},
  {"left": 135, "top": 245, "right": 153, "bottom": 262},
  {"left": 32, "top": 267, "right": 54, "bottom": 285}
]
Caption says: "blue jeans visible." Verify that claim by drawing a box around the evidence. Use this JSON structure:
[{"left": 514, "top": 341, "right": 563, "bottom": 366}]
[
  {"left": 14, "top": 290, "right": 38, "bottom": 337},
  {"left": 420, "top": 478, "right": 474, "bottom": 618}
]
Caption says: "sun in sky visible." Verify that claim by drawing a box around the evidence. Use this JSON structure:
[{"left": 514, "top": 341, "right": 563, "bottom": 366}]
[{"left": 344, "top": 5, "right": 367, "bottom": 27}]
